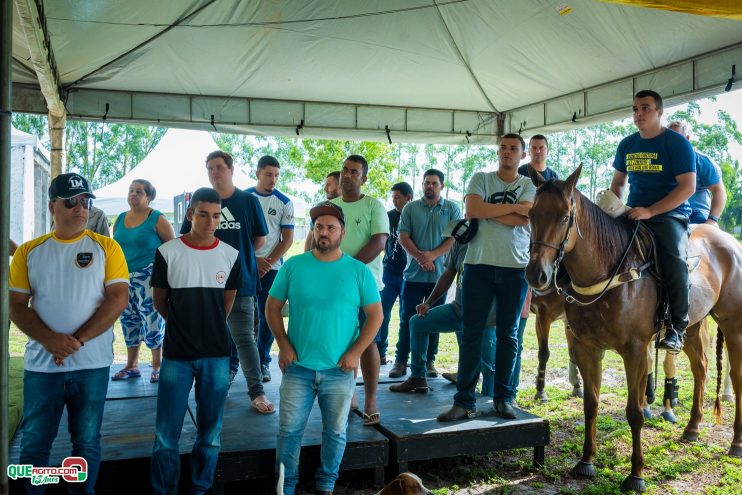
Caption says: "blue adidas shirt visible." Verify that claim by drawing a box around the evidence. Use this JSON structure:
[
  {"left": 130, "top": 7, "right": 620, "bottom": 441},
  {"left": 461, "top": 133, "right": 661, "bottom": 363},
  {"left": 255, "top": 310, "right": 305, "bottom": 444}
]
[
  {"left": 180, "top": 189, "right": 268, "bottom": 296},
  {"left": 613, "top": 129, "right": 696, "bottom": 217}
]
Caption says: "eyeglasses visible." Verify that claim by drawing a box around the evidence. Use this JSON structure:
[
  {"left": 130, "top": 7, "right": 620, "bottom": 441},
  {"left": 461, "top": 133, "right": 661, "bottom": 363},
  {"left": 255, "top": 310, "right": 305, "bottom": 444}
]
[{"left": 57, "top": 196, "right": 93, "bottom": 209}]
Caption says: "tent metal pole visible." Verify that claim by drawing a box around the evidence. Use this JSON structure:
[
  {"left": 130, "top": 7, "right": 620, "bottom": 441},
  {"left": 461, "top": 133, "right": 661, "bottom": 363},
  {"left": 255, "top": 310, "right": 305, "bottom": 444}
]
[{"left": 1, "top": 0, "right": 14, "bottom": 492}]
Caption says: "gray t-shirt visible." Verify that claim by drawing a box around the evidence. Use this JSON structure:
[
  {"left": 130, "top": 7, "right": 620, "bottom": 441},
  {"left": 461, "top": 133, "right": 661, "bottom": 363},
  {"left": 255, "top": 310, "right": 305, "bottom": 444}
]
[
  {"left": 464, "top": 171, "right": 536, "bottom": 268},
  {"left": 446, "top": 242, "right": 497, "bottom": 327},
  {"left": 398, "top": 198, "right": 461, "bottom": 283}
]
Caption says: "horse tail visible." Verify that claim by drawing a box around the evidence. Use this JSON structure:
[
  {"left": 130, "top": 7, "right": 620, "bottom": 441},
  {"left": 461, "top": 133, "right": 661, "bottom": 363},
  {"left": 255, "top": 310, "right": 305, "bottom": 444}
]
[{"left": 713, "top": 325, "right": 724, "bottom": 425}]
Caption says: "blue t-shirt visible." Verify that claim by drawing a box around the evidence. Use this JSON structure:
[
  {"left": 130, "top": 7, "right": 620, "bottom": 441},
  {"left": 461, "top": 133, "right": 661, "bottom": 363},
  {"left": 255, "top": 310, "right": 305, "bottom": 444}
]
[
  {"left": 517, "top": 163, "right": 559, "bottom": 181},
  {"left": 180, "top": 189, "right": 268, "bottom": 296},
  {"left": 688, "top": 152, "right": 722, "bottom": 220},
  {"left": 613, "top": 129, "right": 696, "bottom": 217},
  {"left": 269, "top": 252, "right": 380, "bottom": 371},
  {"left": 113, "top": 210, "right": 163, "bottom": 272}
]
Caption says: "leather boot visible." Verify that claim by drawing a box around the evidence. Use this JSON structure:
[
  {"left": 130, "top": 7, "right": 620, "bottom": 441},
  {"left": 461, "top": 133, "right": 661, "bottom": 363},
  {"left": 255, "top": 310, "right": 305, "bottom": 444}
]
[
  {"left": 658, "top": 325, "right": 685, "bottom": 353},
  {"left": 388, "top": 361, "right": 407, "bottom": 378},
  {"left": 389, "top": 376, "right": 429, "bottom": 393}
]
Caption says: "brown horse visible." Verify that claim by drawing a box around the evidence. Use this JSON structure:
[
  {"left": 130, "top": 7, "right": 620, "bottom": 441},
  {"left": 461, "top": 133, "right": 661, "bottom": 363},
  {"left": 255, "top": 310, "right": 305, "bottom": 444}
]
[
  {"left": 530, "top": 289, "right": 583, "bottom": 401},
  {"left": 526, "top": 165, "right": 742, "bottom": 493}
]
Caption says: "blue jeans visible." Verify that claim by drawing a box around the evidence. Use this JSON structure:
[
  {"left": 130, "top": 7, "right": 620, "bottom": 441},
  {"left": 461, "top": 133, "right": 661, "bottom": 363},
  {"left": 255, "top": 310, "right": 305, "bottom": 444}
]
[
  {"left": 151, "top": 357, "right": 230, "bottom": 495},
  {"left": 456, "top": 265, "right": 528, "bottom": 409},
  {"left": 409, "top": 303, "right": 496, "bottom": 396},
  {"left": 228, "top": 295, "right": 265, "bottom": 400},
  {"left": 276, "top": 364, "right": 355, "bottom": 495},
  {"left": 20, "top": 367, "right": 109, "bottom": 495},
  {"left": 257, "top": 269, "right": 279, "bottom": 367},
  {"left": 396, "top": 281, "right": 441, "bottom": 364},
  {"left": 377, "top": 270, "right": 403, "bottom": 359},
  {"left": 512, "top": 317, "right": 528, "bottom": 398}
]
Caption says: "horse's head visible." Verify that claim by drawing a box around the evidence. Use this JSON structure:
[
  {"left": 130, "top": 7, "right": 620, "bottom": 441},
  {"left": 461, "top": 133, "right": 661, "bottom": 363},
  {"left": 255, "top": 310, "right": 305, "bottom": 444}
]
[{"left": 526, "top": 164, "right": 583, "bottom": 291}]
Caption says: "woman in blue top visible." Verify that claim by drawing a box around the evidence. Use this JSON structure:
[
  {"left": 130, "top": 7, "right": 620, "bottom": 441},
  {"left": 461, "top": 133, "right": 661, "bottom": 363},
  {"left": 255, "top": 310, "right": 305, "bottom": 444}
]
[{"left": 112, "top": 179, "right": 175, "bottom": 382}]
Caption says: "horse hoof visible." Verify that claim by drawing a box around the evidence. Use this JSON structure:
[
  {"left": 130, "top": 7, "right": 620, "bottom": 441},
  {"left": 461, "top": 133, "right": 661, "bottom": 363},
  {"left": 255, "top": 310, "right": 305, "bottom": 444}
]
[
  {"left": 572, "top": 461, "right": 596, "bottom": 477},
  {"left": 643, "top": 406, "right": 652, "bottom": 419},
  {"left": 721, "top": 394, "right": 734, "bottom": 403},
  {"left": 682, "top": 429, "right": 699, "bottom": 442},
  {"left": 534, "top": 390, "right": 548, "bottom": 403},
  {"left": 660, "top": 411, "right": 677, "bottom": 424},
  {"left": 621, "top": 475, "right": 646, "bottom": 493},
  {"left": 729, "top": 444, "right": 742, "bottom": 457},
  {"left": 571, "top": 386, "right": 584, "bottom": 399}
]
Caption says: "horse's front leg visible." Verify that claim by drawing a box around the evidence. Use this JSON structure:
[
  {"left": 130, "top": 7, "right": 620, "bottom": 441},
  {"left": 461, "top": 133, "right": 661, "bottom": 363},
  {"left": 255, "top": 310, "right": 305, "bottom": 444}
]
[
  {"left": 620, "top": 343, "right": 650, "bottom": 493},
  {"left": 571, "top": 340, "right": 602, "bottom": 478},
  {"left": 681, "top": 322, "right": 705, "bottom": 442},
  {"left": 534, "top": 309, "right": 552, "bottom": 402}
]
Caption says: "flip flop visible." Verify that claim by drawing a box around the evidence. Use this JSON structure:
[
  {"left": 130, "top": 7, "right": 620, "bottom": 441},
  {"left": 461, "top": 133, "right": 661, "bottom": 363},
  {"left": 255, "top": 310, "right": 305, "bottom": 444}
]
[
  {"left": 150, "top": 370, "right": 160, "bottom": 383},
  {"left": 251, "top": 396, "right": 276, "bottom": 415},
  {"left": 111, "top": 368, "right": 141, "bottom": 381},
  {"left": 362, "top": 411, "right": 381, "bottom": 426}
]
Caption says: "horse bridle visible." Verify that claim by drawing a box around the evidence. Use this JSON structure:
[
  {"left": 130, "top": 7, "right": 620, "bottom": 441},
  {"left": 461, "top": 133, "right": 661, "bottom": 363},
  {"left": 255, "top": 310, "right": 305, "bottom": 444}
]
[{"left": 530, "top": 192, "right": 641, "bottom": 306}]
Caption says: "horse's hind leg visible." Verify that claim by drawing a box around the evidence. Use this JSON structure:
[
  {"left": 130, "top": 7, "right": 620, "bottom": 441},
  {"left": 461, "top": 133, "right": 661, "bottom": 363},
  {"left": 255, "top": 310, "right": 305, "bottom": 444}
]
[
  {"left": 660, "top": 351, "right": 679, "bottom": 424},
  {"left": 681, "top": 322, "right": 706, "bottom": 442},
  {"left": 723, "top": 344, "right": 734, "bottom": 402},
  {"left": 534, "top": 310, "right": 552, "bottom": 402},
  {"left": 620, "top": 343, "right": 650, "bottom": 493},
  {"left": 722, "top": 330, "right": 742, "bottom": 457},
  {"left": 571, "top": 340, "right": 603, "bottom": 478}
]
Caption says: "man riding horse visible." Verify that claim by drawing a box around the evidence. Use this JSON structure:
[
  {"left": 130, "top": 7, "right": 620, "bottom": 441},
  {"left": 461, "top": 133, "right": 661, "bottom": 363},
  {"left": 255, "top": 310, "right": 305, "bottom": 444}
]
[{"left": 609, "top": 89, "right": 696, "bottom": 353}]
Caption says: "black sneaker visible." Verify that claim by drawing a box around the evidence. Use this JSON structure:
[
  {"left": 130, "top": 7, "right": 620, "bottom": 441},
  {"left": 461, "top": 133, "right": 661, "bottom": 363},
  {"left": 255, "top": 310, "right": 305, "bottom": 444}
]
[
  {"left": 657, "top": 327, "right": 684, "bottom": 354},
  {"left": 388, "top": 362, "right": 407, "bottom": 378},
  {"left": 493, "top": 399, "right": 516, "bottom": 419},
  {"left": 261, "top": 364, "right": 271, "bottom": 382},
  {"left": 389, "top": 377, "right": 429, "bottom": 393},
  {"left": 436, "top": 405, "right": 477, "bottom": 422}
]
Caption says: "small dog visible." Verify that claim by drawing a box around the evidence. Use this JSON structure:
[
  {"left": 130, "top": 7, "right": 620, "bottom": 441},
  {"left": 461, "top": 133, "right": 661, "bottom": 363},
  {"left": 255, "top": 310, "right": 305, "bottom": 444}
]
[
  {"left": 377, "top": 472, "right": 431, "bottom": 495},
  {"left": 276, "top": 464, "right": 430, "bottom": 495}
]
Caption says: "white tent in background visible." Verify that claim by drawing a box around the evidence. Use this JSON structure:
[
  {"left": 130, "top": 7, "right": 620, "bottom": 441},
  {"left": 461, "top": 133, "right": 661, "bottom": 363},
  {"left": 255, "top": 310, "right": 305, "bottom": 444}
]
[{"left": 94, "top": 128, "right": 257, "bottom": 216}]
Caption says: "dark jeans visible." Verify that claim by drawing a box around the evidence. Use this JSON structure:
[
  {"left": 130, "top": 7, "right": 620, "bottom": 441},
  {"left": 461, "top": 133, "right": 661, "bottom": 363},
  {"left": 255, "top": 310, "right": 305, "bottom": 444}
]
[
  {"left": 257, "top": 269, "right": 279, "bottom": 367},
  {"left": 645, "top": 213, "right": 690, "bottom": 328},
  {"left": 378, "top": 270, "right": 403, "bottom": 360},
  {"left": 395, "top": 280, "right": 441, "bottom": 365},
  {"left": 455, "top": 264, "right": 528, "bottom": 409}
]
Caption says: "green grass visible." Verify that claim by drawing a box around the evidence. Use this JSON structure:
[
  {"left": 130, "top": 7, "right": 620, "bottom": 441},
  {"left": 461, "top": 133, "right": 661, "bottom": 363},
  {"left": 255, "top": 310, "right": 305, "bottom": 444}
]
[{"left": 7, "top": 239, "right": 740, "bottom": 493}]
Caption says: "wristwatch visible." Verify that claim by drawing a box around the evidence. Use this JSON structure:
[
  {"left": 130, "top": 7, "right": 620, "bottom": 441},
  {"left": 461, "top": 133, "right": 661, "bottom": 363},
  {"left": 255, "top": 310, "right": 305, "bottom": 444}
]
[{"left": 708, "top": 214, "right": 720, "bottom": 222}]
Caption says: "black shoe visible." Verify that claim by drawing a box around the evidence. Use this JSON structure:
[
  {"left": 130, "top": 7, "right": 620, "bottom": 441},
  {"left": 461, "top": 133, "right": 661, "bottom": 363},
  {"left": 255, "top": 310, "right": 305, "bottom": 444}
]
[
  {"left": 658, "top": 327, "right": 684, "bottom": 353},
  {"left": 389, "top": 377, "right": 429, "bottom": 393},
  {"left": 493, "top": 399, "right": 516, "bottom": 419},
  {"left": 437, "top": 405, "right": 477, "bottom": 422},
  {"left": 261, "top": 364, "right": 271, "bottom": 382},
  {"left": 388, "top": 362, "right": 407, "bottom": 378},
  {"left": 426, "top": 361, "right": 439, "bottom": 378}
]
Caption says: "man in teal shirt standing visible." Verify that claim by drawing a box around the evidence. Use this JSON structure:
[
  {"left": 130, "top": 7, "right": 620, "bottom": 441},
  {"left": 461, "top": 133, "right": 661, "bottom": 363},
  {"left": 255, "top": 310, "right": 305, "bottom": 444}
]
[{"left": 266, "top": 201, "right": 382, "bottom": 495}]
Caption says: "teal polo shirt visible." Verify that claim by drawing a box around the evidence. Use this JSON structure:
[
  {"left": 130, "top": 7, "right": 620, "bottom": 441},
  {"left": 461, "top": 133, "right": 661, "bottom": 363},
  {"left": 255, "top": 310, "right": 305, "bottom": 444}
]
[{"left": 398, "top": 198, "right": 461, "bottom": 283}]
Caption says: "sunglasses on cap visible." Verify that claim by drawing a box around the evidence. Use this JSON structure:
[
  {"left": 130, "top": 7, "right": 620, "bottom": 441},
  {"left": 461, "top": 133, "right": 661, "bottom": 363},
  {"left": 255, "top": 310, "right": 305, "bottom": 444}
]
[{"left": 56, "top": 196, "right": 93, "bottom": 210}]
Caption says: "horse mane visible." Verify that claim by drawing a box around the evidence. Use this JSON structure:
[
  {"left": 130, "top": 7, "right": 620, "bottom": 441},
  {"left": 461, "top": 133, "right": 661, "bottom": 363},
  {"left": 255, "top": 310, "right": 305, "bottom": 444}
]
[{"left": 538, "top": 180, "right": 636, "bottom": 271}]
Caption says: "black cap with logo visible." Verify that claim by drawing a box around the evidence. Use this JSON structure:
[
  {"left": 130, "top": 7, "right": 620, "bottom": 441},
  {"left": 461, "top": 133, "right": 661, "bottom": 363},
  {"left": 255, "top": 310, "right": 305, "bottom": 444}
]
[{"left": 48, "top": 173, "right": 96, "bottom": 199}]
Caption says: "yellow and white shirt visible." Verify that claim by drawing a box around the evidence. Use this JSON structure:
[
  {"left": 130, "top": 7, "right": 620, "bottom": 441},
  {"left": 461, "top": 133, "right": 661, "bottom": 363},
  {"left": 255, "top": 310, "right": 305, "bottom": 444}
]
[{"left": 10, "top": 230, "right": 129, "bottom": 372}]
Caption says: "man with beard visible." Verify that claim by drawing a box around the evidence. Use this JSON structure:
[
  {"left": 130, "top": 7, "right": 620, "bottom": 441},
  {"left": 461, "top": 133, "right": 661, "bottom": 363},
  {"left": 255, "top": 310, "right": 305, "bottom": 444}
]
[
  {"left": 388, "top": 169, "right": 460, "bottom": 379},
  {"left": 267, "top": 201, "right": 382, "bottom": 495},
  {"left": 330, "top": 155, "right": 389, "bottom": 426},
  {"left": 438, "top": 134, "right": 536, "bottom": 422},
  {"left": 303, "top": 171, "right": 342, "bottom": 252}
]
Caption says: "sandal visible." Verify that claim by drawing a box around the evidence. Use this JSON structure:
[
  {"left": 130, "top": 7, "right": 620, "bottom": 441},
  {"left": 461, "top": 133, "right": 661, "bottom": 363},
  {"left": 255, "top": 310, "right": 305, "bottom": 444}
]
[
  {"left": 251, "top": 396, "right": 276, "bottom": 415},
  {"left": 111, "top": 368, "right": 141, "bottom": 381},
  {"left": 362, "top": 411, "right": 381, "bottom": 426},
  {"left": 150, "top": 370, "right": 160, "bottom": 383}
]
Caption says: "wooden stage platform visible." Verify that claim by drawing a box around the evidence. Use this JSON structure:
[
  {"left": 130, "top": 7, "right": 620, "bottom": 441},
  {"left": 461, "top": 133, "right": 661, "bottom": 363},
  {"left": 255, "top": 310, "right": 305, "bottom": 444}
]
[{"left": 9, "top": 361, "right": 549, "bottom": 493}]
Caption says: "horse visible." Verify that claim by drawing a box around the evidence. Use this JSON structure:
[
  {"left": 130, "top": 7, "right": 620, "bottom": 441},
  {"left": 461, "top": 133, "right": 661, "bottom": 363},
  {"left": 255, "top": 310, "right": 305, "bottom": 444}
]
[
  {"left": 530, "top": 289, "right": 584, "bottom": 401},
  {"left": 525, "top": 164, "right": 742, "bottom": 492}
]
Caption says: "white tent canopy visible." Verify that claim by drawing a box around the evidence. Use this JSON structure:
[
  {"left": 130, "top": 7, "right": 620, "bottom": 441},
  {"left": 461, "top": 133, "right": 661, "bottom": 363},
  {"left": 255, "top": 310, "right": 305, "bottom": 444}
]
[
  {"left": 93, "top": 128, "right": 246, "bottom": 215},
  {"left": 11, "top": 0, "right": 742, "bottom": 144}
]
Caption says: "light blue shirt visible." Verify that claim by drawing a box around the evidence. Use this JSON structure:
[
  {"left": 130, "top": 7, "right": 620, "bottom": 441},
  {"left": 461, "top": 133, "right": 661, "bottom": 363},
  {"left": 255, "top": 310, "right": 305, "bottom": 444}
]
[
  {"left": 398, "top": 198, "right": 461, "bottom": 283},
  {"left": 269, "top": 252, "right": 380, "bottom": 371}
]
